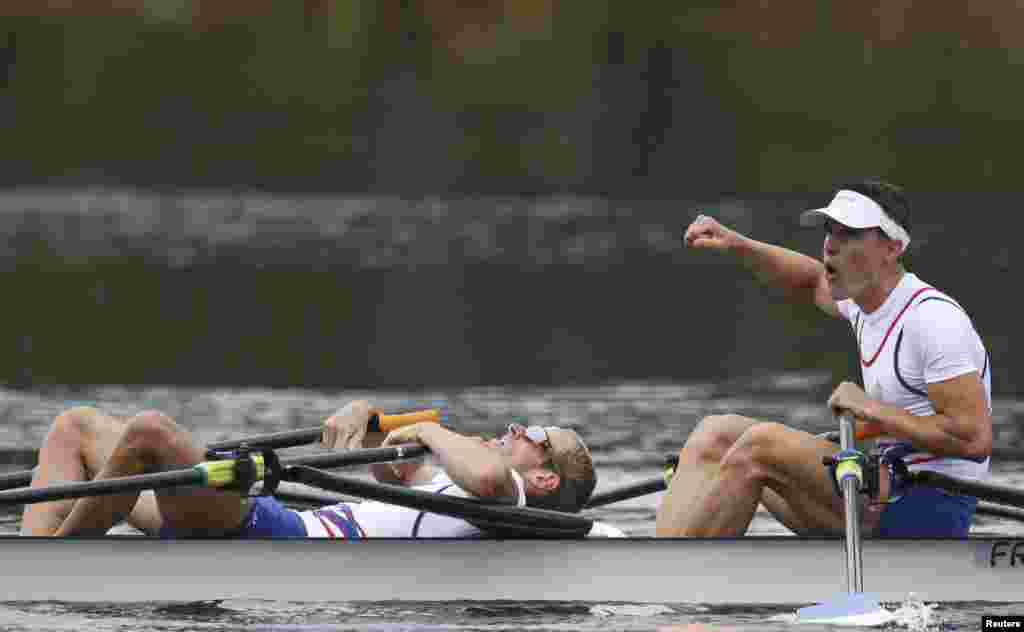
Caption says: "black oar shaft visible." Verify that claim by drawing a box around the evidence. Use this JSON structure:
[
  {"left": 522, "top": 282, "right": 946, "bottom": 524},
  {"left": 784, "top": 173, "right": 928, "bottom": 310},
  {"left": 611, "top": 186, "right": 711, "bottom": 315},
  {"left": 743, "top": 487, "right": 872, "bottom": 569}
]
[
  {"left": 977, "top": 501, "right": 1024, "bottom": 523},
  {"left": 0, "top": 469, "right": 204, "bottom": 505},
  {"left": 285, "top": 465, "right": 593, "bottom": 537},
  {"left": 207, "top": 428, "right": 323, "bottom": 452},
  {"left": 0, "top": 432, "right": 385, "bottom": 492},
  {"left": 0, "top": 443, "right": 428, "bottom": 506},
  {"left": 206, "top": 411, "right": 441, "bottom": 452},
  {"left": 281, "top": 444, "right": 429, "bottom": 470},
  {"left": 913, "top": 471, "right": 1024, "bottom": 509},
  {"left": 585, "top": 477, "right": 666, "bottom": 509},
  {"left": 0, "top": 470, "right": 33, "bottom": 491}
]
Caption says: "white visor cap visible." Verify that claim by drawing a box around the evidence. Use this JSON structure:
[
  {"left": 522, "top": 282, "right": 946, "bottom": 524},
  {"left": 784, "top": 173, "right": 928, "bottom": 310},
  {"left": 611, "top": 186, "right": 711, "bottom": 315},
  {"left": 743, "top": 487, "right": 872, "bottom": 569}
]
[{"left": 800, "top": 189, "right": 910, "bottom": 252}]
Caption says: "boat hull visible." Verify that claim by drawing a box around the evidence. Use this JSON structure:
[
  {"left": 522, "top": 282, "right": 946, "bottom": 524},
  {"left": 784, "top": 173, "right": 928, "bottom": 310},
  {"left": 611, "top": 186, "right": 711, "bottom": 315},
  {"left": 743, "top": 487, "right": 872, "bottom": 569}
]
[{"left": 1, "top": 536, "right": 1021, "bottom": 603}]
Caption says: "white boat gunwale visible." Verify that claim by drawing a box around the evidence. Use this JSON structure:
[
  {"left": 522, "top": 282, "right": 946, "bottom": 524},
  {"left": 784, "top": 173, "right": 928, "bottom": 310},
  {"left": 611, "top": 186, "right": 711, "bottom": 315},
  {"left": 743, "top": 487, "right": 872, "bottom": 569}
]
[{"left": 2, "top": 534, "right": 1021, "bottom": 604}]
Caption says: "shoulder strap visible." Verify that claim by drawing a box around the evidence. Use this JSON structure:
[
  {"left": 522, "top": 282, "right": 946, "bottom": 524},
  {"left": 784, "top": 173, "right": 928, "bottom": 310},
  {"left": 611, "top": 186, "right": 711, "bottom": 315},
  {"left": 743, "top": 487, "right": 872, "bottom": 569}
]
[
  {"left": 914, "top": 295, "right": 988, "bottom": 379},
  {"left": 411, "top": 483, "right": 455, "bottom": 538},
  {"left": 894, "top": 293, "right": 989, "bottom": 396}
]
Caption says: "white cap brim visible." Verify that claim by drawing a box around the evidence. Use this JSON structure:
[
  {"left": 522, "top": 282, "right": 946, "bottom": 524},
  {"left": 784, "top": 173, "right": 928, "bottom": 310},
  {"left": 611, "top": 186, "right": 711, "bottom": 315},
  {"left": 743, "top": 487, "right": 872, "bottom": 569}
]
[{"left": 800, "top": 189, "right": 910, "bottom": 251}]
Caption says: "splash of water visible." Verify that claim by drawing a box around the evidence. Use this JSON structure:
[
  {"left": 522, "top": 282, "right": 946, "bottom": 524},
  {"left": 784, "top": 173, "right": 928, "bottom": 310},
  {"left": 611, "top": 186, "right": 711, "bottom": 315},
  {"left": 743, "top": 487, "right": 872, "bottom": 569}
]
[
  {"left": 590, "top": 603, "right": 680, "bottom": 617},
  {"left": 888, "top": 594, "right": 940, "bottom": 631}
]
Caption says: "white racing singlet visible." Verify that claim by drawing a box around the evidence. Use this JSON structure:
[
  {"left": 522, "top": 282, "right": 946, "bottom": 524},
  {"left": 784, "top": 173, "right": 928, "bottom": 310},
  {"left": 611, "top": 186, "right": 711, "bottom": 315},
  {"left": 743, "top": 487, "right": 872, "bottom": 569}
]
[
  {"left": 296, "top": 469, "right": 527, "bottom": 538},
  {"left": 837, "top": 272, "right": 991, "bottom": 480}
]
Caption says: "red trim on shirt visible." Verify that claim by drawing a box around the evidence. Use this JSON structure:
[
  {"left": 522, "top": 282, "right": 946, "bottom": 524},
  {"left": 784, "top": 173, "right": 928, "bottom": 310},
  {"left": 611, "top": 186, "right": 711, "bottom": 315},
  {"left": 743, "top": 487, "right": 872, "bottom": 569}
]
[
  {"left": 859, "top": 287, "right": 936, "bottom": 367},
  {"left": 316, "top": 514, "right": 338, "bottom": 537}
]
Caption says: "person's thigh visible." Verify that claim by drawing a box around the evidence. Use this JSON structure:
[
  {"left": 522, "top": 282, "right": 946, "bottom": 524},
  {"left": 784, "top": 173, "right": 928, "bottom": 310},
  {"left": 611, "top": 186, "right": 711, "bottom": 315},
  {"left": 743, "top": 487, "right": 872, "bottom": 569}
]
[
  {"left": 150, "top": 429, "right": 251, "bottom": 535},
  {"left": 740, "top": 423, "right": 848, "bottom": 535}
]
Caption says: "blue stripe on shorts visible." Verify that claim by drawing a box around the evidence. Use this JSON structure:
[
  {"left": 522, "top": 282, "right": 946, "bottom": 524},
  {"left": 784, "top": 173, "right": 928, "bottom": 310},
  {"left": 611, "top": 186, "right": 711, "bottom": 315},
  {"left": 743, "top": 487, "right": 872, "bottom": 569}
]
[
  {"left": 159, "top": 496, "right": 307, "bottom": 538},
  {"left": 876, "top": 487, "right": 977, "bottom": 538}
]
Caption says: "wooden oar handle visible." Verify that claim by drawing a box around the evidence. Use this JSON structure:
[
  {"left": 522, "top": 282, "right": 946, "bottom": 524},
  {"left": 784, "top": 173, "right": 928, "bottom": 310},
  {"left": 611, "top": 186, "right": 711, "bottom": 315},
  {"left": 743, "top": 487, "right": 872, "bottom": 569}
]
[{"left": 368, "top": 409, "right": 443, "bottom": 433}]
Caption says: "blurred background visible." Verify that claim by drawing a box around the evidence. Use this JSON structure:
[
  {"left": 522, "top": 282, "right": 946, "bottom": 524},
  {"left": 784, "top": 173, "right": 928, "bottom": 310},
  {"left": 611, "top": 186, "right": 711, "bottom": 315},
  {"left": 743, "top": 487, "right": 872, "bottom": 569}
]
[{"left": 0, "top": 1, "right": 1018, "bottom": 395}]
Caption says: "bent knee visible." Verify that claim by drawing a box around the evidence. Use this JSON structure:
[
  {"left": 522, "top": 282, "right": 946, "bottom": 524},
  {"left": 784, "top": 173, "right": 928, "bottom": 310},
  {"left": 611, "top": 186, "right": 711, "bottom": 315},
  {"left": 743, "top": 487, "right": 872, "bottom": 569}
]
[
  {"left": 721, "top": 422, "right": 790, "bottom": 474},
  {"left": 683, "top": 414, "right": 757, "bottom": 462},
  {"left": 121, "top": 410, "right": 183, "bottom": 449},
  {"left": 49, "top": 406, "right": 109, "bottom": 442}
]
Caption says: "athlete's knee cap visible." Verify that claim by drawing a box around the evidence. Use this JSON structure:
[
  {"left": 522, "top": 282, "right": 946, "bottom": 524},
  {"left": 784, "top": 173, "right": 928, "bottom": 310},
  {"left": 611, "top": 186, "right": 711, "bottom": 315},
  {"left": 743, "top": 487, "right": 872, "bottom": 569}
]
[
  {"left": 687, "top": 414, "right": 747, "bottom": 459},
  {"left": 50, "top": 406, "right": 102, "bottom": 440},
  {"left": 122, "top": 411, "right": 180, "bottom": 448}
]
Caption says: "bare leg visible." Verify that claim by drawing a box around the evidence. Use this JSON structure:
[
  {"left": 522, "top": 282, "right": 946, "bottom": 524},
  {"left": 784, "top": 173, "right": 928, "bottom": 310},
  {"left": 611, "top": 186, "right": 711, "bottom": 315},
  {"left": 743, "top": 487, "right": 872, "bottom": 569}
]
[
  {"left": 21, "top": 407, "right": 162, "bottom": 536},
  {"left": 656, "top": 414, "right": 756, "bottom": 536},
  {"left": 657, "top": 415, "right": 850, "bottom": 537},
  {"left": 53, "top": 411, "right": 249, "bottom": 537}
]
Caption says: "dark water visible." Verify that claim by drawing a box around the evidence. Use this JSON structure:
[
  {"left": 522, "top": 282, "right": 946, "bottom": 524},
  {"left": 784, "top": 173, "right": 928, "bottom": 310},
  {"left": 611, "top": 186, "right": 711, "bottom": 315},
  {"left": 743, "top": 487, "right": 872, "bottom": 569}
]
[
  {"left": 1, "top": 377, "right": 1022, "bottom": 630},
  {"left": 1, "top": 598, "right": 1015, "bottom": 632}
]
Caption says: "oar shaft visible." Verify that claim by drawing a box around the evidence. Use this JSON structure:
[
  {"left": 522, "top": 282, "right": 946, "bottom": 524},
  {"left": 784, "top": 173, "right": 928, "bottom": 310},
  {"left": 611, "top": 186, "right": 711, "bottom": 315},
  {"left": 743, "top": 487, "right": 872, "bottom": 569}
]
[
  {"left": 206, "top": 410, "right": 441, "bottom": 452},
  {"left": 0, "top": 468, "right": 204, "bottom": 505},
  {"left": 838, "top": 413, "right": 864, "bottom": 594},
  {"left": 285, "top": 465, "right": 593, "bottom": 537},
  {"left": 912, "top": 470, "right": 1024, "bottom": 509},
  {"left": 585, "top": 477, "right": 667, "bottom": 509},
  {"left": 207, "top": 428, "right": 321, "bottom": 452},
  {"left": 0, "top": 470, "right": 33, "bottom": 491},
  {"left": 281, "top": 444, "right": 429, "bottom": 470},
  {"left": 0, "top": 443, "right": 427, "bottom": 506},
  {"left": 977, "top": 501, "right": 1024, "bottom": 523}
]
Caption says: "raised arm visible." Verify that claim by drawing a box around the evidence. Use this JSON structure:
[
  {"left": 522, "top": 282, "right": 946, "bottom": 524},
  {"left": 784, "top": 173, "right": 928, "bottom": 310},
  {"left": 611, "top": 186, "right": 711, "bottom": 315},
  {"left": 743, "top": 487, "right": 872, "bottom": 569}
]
[{"left": 683, "top": 214, "right": 839, "bottom": 318}]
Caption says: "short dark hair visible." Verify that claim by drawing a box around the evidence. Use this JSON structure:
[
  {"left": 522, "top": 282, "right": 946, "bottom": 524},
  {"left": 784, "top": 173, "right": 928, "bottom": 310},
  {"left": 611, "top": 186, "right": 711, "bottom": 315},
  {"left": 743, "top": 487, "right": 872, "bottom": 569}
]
[
  {"left": 525, "top": 429, "right": 597, "bottom": 513},
  {"left": 837, "top": 178, "right": 912, "bottom": 236}
]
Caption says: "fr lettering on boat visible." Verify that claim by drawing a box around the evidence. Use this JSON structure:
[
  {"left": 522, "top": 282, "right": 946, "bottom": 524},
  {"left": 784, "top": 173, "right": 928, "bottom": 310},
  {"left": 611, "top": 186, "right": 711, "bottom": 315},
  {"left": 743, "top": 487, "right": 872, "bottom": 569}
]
[{"left": 989, "top": 540, "right": 1024, "bottom": 567}]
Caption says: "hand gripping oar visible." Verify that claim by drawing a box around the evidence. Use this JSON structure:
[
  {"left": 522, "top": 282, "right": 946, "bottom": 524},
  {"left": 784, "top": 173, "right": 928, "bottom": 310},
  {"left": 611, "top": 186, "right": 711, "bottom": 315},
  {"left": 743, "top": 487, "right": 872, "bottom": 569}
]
[
  {"left": 0, "top": 409, "right": 443, "bottom": 492},
  {"left": 819, "top": 424, "right": 1024, "bottom": 516},
  {"left": 0, "top": 443, "right": 429, "bottom": 506}
]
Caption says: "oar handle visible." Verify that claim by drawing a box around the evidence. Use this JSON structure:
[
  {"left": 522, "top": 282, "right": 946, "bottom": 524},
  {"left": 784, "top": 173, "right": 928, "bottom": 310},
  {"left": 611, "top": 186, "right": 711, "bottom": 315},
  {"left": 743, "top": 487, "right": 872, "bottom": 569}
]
[
  {"left": 368, "top": 409, "right": 442, "bottom": 433},
  {"left": 207, "top": 409, "right": 443, "bottom": 452}
]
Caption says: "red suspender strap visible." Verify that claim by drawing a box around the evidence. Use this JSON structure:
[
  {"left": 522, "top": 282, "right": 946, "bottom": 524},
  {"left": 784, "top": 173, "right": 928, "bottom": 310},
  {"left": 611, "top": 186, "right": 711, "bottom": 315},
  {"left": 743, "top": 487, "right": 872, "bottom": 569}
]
[{"left": 860, "top": 287, "right": 935, "bottom": 367}]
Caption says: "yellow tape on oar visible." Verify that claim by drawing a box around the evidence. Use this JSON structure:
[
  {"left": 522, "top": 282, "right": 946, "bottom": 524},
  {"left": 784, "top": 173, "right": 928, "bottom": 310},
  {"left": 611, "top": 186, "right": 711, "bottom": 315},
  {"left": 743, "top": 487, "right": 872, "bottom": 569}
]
[
  {"left": 196, "top": 454, "right": 267, "bottom": 487},
  {"left": 370, "top": 409, "right": 443, "bottom": 433},
  {"left": 834, "top": 456, "right": 864, "bottom": 488}
]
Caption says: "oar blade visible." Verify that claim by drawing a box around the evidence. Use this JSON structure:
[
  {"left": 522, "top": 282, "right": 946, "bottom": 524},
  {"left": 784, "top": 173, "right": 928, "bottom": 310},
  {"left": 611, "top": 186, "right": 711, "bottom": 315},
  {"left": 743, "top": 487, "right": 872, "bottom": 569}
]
[{"left": 795, "top": 593, "right": 895, "bottom": 627}]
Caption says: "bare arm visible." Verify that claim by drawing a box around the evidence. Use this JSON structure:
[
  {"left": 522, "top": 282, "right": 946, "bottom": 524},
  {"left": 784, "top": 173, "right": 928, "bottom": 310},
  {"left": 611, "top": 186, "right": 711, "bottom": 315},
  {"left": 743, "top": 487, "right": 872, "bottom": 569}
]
[
  {"left": 684, "top": 215, "right": 839, "bottom": 318},
  {"left": 830, "top": 374, "right": 992, "bottom": 460},
  {"left": 383, "top": 424, "right": 518, "bottom": 500},
  {"left": 321, "top": 400, "right": 433, "bottom": 485}
]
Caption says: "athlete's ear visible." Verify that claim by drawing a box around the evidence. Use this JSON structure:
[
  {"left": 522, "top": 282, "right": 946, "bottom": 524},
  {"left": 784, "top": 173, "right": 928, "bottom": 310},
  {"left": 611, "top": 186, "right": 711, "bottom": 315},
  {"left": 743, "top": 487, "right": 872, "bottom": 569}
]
[
  {"left": 885, "top": 236, "right": 903, "bottom": 263},
  {"left": 525, "top": 468, "right": 560, "bottom": 493}
]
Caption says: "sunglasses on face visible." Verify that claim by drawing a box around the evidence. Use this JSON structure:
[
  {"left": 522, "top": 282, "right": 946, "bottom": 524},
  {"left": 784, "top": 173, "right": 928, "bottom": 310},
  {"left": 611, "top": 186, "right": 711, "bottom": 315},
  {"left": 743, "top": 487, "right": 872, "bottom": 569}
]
[
  {"left": 823, "top": 220, "right": 882, "bottom": 241},
  {"left": 507, "top": 423, "right": 553, "bottom": 450}
]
